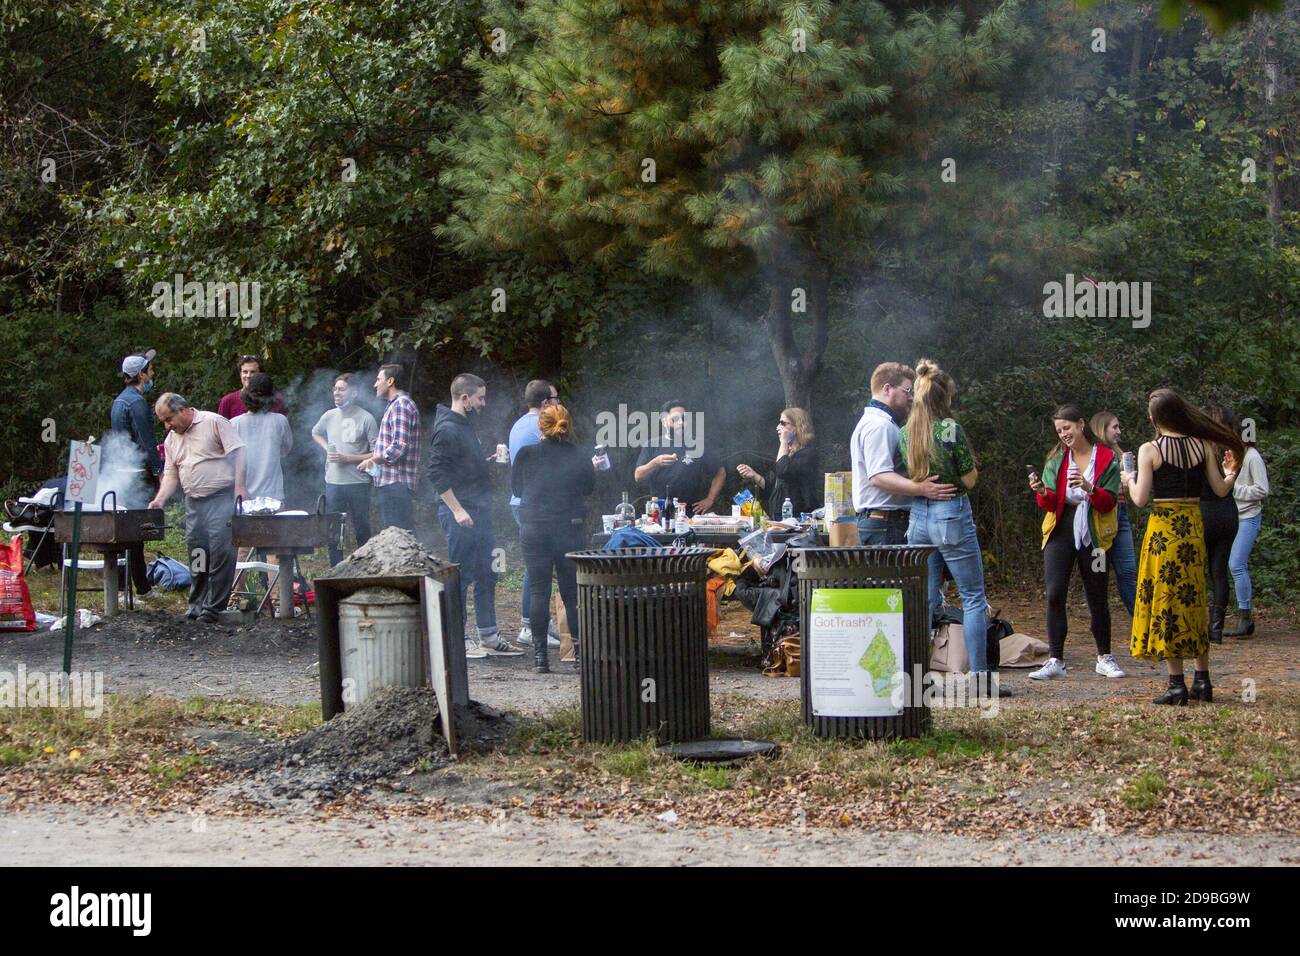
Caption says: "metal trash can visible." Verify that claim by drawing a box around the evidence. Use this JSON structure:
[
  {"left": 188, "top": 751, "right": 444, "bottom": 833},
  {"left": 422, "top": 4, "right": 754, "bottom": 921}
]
[
  {"left": 338, "top": 587, "right": 425, "bottom": 707},
  {"left": 793, "top": 545, "right": 936, "bottom": 740},
  {"left": 567, "top": 547, "right": 713, "bottom": 744}
]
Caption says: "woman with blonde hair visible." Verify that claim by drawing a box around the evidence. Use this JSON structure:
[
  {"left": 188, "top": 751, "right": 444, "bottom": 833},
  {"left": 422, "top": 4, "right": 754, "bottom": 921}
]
[
  {"left": 510, "top": 404, "right": 595, "bottom": 673},
  {"left": 736, "top": 406, "right": 820, "bottom": 517},
  {"left": 898, "top": 361, "right": 995, "bottom": 687},
  {"left": 1123, "top": 388, "right": 1242, "bottom": 705},
  {"left": 1090, "top": 411, "right": 1138, "bottom": 617}
]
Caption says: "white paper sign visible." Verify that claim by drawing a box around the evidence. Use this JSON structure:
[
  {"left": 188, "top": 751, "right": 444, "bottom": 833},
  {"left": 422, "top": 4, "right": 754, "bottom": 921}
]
[
  {"left": 65, "top": 441, "right": 101, "bottom": 506},
  {"left": 808, "top": 587, "right": 905, "bottom": 718}
]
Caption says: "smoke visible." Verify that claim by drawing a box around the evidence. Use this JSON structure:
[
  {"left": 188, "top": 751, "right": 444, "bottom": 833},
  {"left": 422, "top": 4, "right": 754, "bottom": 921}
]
[{"left": 95, "top": 431, "right": 152, "bottom": 511}]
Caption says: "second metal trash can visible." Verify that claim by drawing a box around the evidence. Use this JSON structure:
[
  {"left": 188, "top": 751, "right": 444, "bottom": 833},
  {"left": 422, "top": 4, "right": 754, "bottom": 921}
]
[
  {"left": 567, "top": 547, "right": 713, "bottom": 744},
  {"left": 793, "top": 545, "right": 936, "bottom": 740}
]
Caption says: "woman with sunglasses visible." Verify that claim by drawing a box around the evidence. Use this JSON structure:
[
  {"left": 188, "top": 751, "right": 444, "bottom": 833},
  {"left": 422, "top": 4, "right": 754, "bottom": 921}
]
[{"left": 736, "top": 407, "right": 820, "bottom": 518}]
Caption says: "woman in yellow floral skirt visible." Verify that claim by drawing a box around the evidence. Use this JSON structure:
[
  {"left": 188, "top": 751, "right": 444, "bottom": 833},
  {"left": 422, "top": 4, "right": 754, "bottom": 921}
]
[{"left": 1122, "top": 389, "right": 1243, "bottom": 705}]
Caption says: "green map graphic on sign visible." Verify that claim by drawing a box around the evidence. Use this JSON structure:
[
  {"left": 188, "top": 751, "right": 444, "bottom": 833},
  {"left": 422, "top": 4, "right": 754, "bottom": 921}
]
[{"left": 858, "top": 624, "right": 897, "bottom": 696}]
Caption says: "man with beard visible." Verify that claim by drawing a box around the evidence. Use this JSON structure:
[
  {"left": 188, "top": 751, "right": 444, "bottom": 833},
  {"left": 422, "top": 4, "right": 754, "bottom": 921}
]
[
  {"left": 356, "top": 363, "right": 421, "bottom": 532},
  {"left": 426, "top": 373, "right": 522, "bottom": 658},
  {"left": 148, "top": 393, "right": 247, "bottom": 623},
  {"left": 634, "top": 400, "right": 724, "bottom": 515}
]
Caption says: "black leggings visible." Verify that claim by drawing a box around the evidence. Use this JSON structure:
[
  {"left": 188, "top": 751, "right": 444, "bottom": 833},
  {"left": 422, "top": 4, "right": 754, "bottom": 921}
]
[
  {"left": 1044, "top": 506, "right": 1111, "bottom": 659},
  {"left": 1200, "top": 496, "right": 1238, "bottom": 611},
  {"left": 520, "top": 518, "right": 585, "bottom": 649}
]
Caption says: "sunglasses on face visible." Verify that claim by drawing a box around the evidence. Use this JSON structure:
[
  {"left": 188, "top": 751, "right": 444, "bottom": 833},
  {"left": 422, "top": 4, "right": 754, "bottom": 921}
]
[{"left": 778, "top": 420, "right": 792, "bottom": 427}]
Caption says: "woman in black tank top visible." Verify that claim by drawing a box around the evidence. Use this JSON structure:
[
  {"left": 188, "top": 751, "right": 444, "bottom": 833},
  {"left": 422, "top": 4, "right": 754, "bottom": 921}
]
[{"left": 1123, "top": 389, "right": 1243, "bottom": 705}]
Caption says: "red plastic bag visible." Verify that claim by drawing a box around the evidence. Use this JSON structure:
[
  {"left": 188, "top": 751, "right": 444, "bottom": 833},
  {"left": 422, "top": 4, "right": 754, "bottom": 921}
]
[{"left": 0, "top": 536, "right": 36, "bottom": 632}]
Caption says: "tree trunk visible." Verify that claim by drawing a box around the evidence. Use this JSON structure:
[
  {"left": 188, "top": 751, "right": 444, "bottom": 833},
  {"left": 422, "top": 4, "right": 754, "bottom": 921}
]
[
  {"left": 1263, "top": 33, "right": 1283, "bottom": 240},
  {"left": 762, "top": 266, "right": 830, "bottom": 412},
  {"left": 1125, "top": 12, "right": 1145, "bottom": 155}
]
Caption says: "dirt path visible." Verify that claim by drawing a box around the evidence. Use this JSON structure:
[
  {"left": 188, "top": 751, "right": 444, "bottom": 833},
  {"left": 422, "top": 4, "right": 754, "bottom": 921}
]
[{"left": 3, "top": 804, "right": 1295, "bottom": 866}]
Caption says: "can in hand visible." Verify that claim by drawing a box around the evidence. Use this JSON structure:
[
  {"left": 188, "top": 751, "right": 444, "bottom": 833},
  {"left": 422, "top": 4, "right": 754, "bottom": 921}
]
[
  {"left": 496, "top": 443, "right": 510, "bottom": 464},
  {"left": 1122, "top": 451, "right": 1136, "bottom": 475},
  {"left": 594, "top": 445, "right": 611, "bottom": 471}
]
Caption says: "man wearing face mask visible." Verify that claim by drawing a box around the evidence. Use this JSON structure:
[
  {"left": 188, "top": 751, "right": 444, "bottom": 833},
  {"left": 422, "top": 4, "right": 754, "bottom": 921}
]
[
  {"left": 110, "top": 349, "right": 163, "bottom": 596},
  {"left": 312, "top": 373, "right": 378, "bottom": 565}
]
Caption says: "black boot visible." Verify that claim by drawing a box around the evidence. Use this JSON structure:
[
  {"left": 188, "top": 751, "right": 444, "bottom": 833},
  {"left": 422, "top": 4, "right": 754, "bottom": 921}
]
[
  {"left": 1190, "top": 670, "right": 1213, "bottom": 703},
  {"left": 1208, "top": 606, "right": 1224, "bottom": 645},
  {"left": 1154, "top": 675, "right": 1189, "bottom": 706},
  {"left": 1225, "top": 608, "right": 1255, "bottom": 639},
  {"left": 533, "top": 631, "right": 549, "bottom": 674}
]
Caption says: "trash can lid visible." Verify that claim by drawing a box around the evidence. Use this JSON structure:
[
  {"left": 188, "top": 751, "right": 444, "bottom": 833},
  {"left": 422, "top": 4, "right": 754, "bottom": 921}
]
[
  {"left": 655, "top": 739, "right": 780, "bottom": 764},
  {"left": 340, "top": 586, "right": 417, "bottom": 606}
]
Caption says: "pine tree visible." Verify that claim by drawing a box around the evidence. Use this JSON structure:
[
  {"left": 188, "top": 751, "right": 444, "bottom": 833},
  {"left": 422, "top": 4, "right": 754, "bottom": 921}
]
[{"left": 442, "top": 0, "right": 1021, "bottom": 408}]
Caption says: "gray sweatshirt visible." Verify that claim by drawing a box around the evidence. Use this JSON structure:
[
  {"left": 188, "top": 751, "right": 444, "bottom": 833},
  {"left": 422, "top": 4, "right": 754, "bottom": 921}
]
[{"left": 1232, "top": 447, "right": 1269, "bottom": 520}]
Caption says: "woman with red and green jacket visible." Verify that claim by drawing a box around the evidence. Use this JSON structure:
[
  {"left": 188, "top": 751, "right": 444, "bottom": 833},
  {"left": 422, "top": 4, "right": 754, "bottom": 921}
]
[{"left": 1027, "top": 404, "right": 1125, "bottom": 682}]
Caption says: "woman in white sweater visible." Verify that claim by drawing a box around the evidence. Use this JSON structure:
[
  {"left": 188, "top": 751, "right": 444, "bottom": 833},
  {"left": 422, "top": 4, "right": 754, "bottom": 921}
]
[{"left": 1224, "top": 434, "right": 1269, "bottom": 638}]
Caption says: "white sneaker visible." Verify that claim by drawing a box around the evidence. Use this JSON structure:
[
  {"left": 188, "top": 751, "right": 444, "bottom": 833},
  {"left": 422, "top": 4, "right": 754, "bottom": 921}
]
[
  {"left": 1029, "top": 657, "right": 1067, "bottom": 680},
  {"left": 1095, "top": 654, "right": 1127, "bottom": 678},
  {"left": 464, "top": 639, "right": 488, "bottom": 659},
  {"left": 519, "top": 625, "right": 561, "bottom": 648}
]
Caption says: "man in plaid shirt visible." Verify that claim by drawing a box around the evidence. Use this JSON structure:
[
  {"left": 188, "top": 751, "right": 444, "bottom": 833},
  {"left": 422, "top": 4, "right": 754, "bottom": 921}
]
[{"left": 357, "top": 363, "right": 421, "bottom": 532}]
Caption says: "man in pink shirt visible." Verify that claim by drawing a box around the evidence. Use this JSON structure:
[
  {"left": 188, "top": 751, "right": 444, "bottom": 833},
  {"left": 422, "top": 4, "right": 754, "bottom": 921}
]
[
  {"left": 217, "top": 354, "right": 287, "bottom": 419},
  {"left": 148, "top": 393, "right": 248, "bottom": 623}
]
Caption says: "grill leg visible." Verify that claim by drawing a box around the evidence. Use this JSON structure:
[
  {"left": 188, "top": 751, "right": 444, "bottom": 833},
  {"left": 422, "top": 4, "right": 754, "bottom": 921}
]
[
  {"left": 102, "top": 549, "right": 119, "bottom": 618},
  {"left": 276, "top": 553, "right": 295, "bottom": 620}
]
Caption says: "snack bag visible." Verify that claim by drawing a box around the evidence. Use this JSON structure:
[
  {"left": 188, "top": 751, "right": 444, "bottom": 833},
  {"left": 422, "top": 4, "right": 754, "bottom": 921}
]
[{"left": 0, "top": 536, "right": 36, "bottom": 632}]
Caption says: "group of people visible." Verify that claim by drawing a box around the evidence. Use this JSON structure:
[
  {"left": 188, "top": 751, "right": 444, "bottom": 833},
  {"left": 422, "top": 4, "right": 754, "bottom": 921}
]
[
  {"left": 108, "top": 346, "right": 1269, "bottom": 698},
  {"left": 840, "top": 359, "right": 1269, "bottom": 704}
]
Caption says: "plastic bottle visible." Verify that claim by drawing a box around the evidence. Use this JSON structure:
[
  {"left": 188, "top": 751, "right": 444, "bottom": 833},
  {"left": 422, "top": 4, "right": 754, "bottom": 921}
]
[{"left": 782, "top": 498, "right": 793, "bottom": 522}]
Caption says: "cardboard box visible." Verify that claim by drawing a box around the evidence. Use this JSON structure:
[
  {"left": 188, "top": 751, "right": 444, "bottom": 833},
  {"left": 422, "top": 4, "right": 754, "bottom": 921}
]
[
  {"left": 828, "top": 518, "right": 861, "bottom": 547},
  {"left": 823, "top": 471, "right": 853, "bottom": 520}
]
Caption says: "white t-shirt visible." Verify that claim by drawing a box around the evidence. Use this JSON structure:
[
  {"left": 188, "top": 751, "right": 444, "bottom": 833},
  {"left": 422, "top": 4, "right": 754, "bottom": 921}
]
[
  {"left": 850, "top": 405, "right": 909, "bottom": 512},
  {"left": 230, "top": 412, "right": 292, "bottom": 501}
]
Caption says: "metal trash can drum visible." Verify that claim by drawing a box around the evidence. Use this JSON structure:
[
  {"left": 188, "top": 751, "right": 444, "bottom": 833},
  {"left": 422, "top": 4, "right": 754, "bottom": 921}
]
[
  {"left": 568, "top": 548, "right": 713, "bottom": 744},
  {"left": 793, "top": 545, "right": 936, "bottom": 740},
  {"left": 338, "top": 587, "right": 425, "bottom": 707}
]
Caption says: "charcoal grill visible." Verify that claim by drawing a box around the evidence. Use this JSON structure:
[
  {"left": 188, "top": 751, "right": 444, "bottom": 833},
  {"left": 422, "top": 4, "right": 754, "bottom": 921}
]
[
  {"left": 231, "top": 495, "right": 342, "bottom": 619},
  {"left": 54, "top": 490, "right": 165, "bottom": 617}
]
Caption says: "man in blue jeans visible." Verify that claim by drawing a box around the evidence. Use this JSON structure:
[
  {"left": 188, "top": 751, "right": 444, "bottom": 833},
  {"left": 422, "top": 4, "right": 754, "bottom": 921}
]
[
  {"left": 849, "top": 362, "right": 955, "bottom": 544},
  {"left": 508, "top": 379, "right": 560, "bottom": 649},
  {"left": 427, "top": 372, "right": 522, "bottom": 658}
]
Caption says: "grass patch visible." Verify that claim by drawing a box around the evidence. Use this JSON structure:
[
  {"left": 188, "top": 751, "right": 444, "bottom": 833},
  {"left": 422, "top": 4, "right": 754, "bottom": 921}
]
[
  {"left": 145, "top": 753, "right": 207, "bottom": 787},
  {"left": 1122, "top": 771, "right": 1168, "bottom": 810}
]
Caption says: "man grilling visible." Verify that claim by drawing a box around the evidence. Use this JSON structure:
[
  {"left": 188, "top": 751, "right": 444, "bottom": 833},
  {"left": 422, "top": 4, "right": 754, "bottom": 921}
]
[
  {"left": 148, "top": 393, "right": 248, "bottom": 623},
  {"left": 634, "top": 400, "right": 724, "bottom": 515},
  {"left": 109, "top": 349, "right": 163, "bottom": 596}
]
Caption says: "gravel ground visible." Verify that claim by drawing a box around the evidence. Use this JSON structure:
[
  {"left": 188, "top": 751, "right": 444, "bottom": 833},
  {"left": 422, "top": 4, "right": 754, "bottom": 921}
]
[{"left": 3, "top": 804, "right": 1296, "bottom": 866}]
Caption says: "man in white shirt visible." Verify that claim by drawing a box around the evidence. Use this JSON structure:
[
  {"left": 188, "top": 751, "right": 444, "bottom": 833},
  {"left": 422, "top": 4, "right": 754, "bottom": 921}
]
[{"left": 849, "top": 362, "right": 956, "bottom": 544}]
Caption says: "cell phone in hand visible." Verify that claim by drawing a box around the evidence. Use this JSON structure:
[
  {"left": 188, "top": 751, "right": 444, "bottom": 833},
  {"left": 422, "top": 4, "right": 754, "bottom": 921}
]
[{"left": 1026, "top": 464, "right": 1040, "bottom": 484}]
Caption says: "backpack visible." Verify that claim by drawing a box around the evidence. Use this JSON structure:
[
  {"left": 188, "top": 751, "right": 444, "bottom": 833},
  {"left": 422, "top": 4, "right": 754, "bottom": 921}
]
[{"left": 146, "top": 556, "right": 193, "bottom": 589}]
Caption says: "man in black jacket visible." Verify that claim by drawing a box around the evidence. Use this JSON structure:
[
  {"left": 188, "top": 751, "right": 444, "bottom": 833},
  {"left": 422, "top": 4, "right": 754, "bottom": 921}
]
[{"left": 426, "top": 373, "right": 522, "bottom": 657}]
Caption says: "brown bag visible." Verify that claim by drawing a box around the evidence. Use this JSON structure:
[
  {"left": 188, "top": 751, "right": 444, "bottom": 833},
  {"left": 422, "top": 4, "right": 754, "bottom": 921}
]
[
  {"left": 551, "top": 591, "right": 576, "bottom": 662},
  {"left": 827, "top": 518, "right": 860, "bottom": 547},
  {"left": 928, "top": 622, "right": 967, "bottom": 673},
  {"left": 762, "top": 634, "right": 801, "bottom": 678}
]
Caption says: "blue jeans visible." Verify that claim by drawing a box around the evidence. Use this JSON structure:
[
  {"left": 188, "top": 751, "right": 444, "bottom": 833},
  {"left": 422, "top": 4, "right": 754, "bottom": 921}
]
[
  {"left": 437, "top": 501, "right": 498, "bottom": 640},
  {"left": 907, "top": 496, "right": 990, "bottom": 672},
  {"left": 376, "top": 482, "right": 414, "bottom": 532},
  {"left": 1230, "top": 514, "right": 1262, "bottom": 610},
  {"left": 1110, "top": 504, "right": 1137, "bottom": 617},
  {"left": 511, "top": 503, "right": 531, "bottom": 630},
  {"left": 856, "top": 509, "right": 909, "bottom": 545}
]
